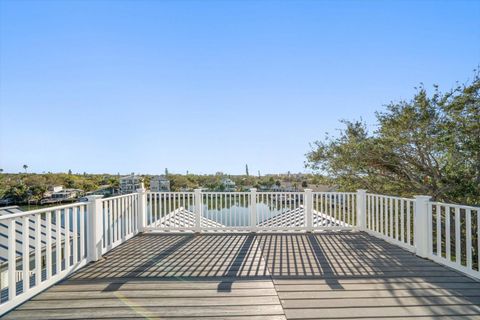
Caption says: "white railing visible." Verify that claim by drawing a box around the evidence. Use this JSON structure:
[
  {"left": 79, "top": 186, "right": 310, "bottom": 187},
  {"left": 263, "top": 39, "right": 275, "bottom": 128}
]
[
  {"left": 313, "top": 192, "right": 356, "bottom": 229},
  {"left": 0, "top": 202, "right": 89, "bottom": 314},
  {"left": 100, "top": 193, "right": 139, "bottom": 254},
  {"left": 203, "top": 192, "right": 252, "bottom": 231},
  {"left": 361, "top": 194, "right": 480, "bottom": 280},
  {"left": 0, "top": 187, "right": 479, "bottom": 315},
  {"left": 428, "top": 202, "right": 479, "bottom": 279},
  {"left": 145, "top": 189, "right": 357, "bottom": 232},
  {"left": 146, "top": 192, "right": 195, "bottom": 230},
  {"left": 365, "top": 194, "right": 416, "bottom": 251}
]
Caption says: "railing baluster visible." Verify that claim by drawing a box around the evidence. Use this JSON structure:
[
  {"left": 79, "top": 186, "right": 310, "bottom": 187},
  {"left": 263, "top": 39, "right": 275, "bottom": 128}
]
[
  {"left": 478, "top": 209, "right": 480, "bottom": 272},
  {"left": 113, "top": 200, "right": 117, "bottom": 243},
  {"left": 446, "top": 206, "right": 451, "bottom": 261},
  {"left": 22, "top": 216, "right": 30, "bottom": 293},
  {"left": 64, "top": 209, "right": 70, "bottom": 270},
  {"left": 46, "top": 211, "right": 52, "bottom": 279},
  {"left": 128, "top": 195, "right": 131, "bottom": 234},
  {"left": 72, "top": 207, "right": 78, "bottom": 265},
  {"left": 367, "top": 195, "right": 371, "bottom": 229},
  {"left": 149, "top": 193, "right": 153, "bottom": 226},
  {"left": 107, "top": 200, "right": 112, "bottom": 247},
  {"left": 389, "top": 198, "right": 393, "bottom": 238},
  {"left": 153, "top": 193, "right": 157, "bottom": 227},
  {"left": 407, "top": 201, "right": 411, "bottom": 245},
  {"left": 55, "top": 210, "right": 61, "bottom": 274},
  {"left": 80, "top": 205, "right": 85, "bottom": 259},
  {"left": 436, "top": 204, "right": 441, "bottom": 257},
  {"left": 395, "top": 199, "right": 399, "bottom": 240},
  {"left": 466, "top": 208, "right": 472, "bottom": 269},
  {"left": 35, "top": 214, "right": 42, "bottom": 286},
  {"left": 8, "top": 219, "right": 16, "bottom": 300},
  {"left": 400, "top": 199, "right": 404, "bottom": 242}
]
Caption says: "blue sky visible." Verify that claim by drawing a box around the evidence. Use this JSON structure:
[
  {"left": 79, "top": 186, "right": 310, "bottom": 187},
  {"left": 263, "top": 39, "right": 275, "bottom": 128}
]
[{"left": 0, "top": 0, "right": 479, "bottom": 175}]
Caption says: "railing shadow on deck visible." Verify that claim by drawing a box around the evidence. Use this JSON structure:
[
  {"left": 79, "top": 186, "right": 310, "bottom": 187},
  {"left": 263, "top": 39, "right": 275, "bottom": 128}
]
[
  {"left": 63, "top": 232, "right": 480, "bottom": 308},
  {"left": 217, "top": 234, "right": 255, "bottom": 292},
  {"left": 101, "top": 235, "right": 195, "bottom": 292}
]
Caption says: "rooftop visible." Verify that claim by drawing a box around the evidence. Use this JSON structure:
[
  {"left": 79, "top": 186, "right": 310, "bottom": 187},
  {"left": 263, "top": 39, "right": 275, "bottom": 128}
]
[
  {"left": 4, "top": 232, "right": 480, "bottom": 319},
  {"left": 0, "top": 189, "right": 478, "bottom": 318}
]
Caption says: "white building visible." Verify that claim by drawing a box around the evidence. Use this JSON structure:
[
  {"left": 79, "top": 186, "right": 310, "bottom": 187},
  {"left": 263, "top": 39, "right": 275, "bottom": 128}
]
[
  {"left": 41, "top": 188, "right": 82, "bottom": 204},
  {"left": 120, "top": 173, "right": 142, "bottom": 194},
  {"left": 221, "top": 178, "right": 236, "bottom": 192},
  {"left": 51, "top": 189, "right": 81, "bottom": 200},
  {"left": 85, "top": 185, "right": 115, "bottom": 197},
  {"left": 43, "top": 185, "right": 64, "bottom": 198},
  {"left": 150, "top": 175, "right": 171, "bottom": 192}
]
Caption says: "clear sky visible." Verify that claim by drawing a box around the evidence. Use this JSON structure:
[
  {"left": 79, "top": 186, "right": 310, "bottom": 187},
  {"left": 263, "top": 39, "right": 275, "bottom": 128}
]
[{"left": 0, "top": 0, "right": 479, "bottom": 175}]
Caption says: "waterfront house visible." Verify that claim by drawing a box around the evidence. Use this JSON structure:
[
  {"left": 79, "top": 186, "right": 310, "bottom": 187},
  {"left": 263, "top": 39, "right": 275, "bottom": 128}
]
[
  {"left": 40, "top": 188, "right": 82, "bottom": 205},
  {"left": 119, "top": 173, "right": 142, "bottom": 194},
  {"left": 84, "top": 185, "right": 115, "bottom": 197},
  {"left": 150, "top": 175, "right": 171, "bottom": 192},
  {"left": 221, "top": 177, "right": 236, "bottom": 191}
]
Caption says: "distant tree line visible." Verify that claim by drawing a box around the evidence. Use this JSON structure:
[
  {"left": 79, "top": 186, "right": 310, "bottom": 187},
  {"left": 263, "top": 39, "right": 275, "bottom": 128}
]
[
  {"left": 0, "top": 173, "right": 118, "bottom": 204},
  {"left": 0, "top": 171, "right": 328, "bottom": 204}
]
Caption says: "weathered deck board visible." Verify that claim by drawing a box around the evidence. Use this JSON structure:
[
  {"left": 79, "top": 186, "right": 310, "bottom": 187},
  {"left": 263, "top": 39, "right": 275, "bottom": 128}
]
[{"left": 3, "top": 232, "right": 480, "bottom": 319}]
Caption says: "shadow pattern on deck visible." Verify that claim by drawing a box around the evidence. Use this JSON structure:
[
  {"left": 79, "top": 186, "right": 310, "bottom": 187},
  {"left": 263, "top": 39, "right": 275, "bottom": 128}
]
[{"left": 4, "top": 232, "right": 480, "bottom": 319}]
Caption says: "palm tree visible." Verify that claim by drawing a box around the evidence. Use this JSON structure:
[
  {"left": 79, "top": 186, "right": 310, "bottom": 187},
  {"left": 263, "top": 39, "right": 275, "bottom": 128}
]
[
  {"left": 23, "top": 164, "right": 28, "bottom": 173},
  {"left": 0, "top": 168, "right": 3, "bottom": 174}
]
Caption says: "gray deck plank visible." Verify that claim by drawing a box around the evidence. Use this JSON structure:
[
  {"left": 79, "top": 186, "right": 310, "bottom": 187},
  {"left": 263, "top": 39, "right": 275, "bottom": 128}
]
[
  {"left": 3, "top": 305, "right": 286, "bottom": 319},
  {"left": 18, "top": 296, "right": 283, "bottom": 309},
  {"left": 278, "top": 288, "right": 480, "bottom": 299},
  {"left": 284, "top": 305, "right": 480, "bottom": 319},
  {"left": 281, "top": 296, "right": 480, "bottom": 308},
  {"left": 32, "top": 288, "right": 279, "bottom": 300}
]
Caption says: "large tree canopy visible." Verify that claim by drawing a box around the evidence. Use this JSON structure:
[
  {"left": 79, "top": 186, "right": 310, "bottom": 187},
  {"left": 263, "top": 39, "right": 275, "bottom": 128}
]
[{"left": 306, "top": 72, "right": 480, "bottom": 205}]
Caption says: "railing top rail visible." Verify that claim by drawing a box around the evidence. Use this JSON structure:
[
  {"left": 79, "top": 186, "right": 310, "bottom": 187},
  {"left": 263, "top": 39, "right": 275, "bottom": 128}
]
[
  {"left": 313, "top": 191, "right": 357, "bottom": 195},
  {"left": 365, "top": 193, "right": 414, "bottom": 201},
  {"left": 101, "top": 193, "right": 138, "bottom": 201},
  {"left": 147, "top": 191, "right": 195, "bottom": 194},
  {"left": 202, "top": 191, "right": 250, "bottom": 195},
  {"left": 256, "top": 191, "right": 304, "bottom": 194},
  {"left": 429, "top": 201, "right": 479, "bottom": 210},
  {"left": 146, "top": 190, "right": 360, "bottom": 194},
  {"left": 0, "top": 201, "right": 87, "bottom": 221}
]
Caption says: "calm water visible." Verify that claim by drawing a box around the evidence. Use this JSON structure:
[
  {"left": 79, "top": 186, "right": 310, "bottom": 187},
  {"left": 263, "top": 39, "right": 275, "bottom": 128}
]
[{"left": 185, "top": 203, "right": 301, "bottom": 226}]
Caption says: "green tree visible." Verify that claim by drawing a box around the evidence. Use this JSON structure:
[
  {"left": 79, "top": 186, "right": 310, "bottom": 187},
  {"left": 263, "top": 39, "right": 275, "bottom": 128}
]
[
  {"left": 306, "top": 71, "right": 480, "bottom": 204},
  {"left": 245, "top": 164, "right": 249, "bottom": 176},
  {"left": 23, "top": 164, "right": 28, "bottom": 173}
]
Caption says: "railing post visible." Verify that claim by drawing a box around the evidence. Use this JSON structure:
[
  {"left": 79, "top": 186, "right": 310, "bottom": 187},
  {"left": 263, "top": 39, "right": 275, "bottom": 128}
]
[
  {"left": 86, "top": 195, "right": 104, "bottom": 262},
  {"left": 356, "top": 189, "right": 367, "bottom": 231},
  {"left": 250, "top": 188, "right": 257, "bottom": 232},
  {"left": 304, "top": 189, "right": 313, "bottom": 232},
  {"left": 137, "top": 183, "right": 147, "bottom": 233},
  {"left": 414, "top": 195, "right": 431, "bottom": 258},
  {"left": 194, "top": 189, "right": 202, "bottom": 233}
]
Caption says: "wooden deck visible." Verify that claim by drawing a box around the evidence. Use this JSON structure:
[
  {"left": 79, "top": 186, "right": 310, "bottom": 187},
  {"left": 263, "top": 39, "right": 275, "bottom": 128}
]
[{"left": 3, "top": 232, "right": 480, "bottom": 319}]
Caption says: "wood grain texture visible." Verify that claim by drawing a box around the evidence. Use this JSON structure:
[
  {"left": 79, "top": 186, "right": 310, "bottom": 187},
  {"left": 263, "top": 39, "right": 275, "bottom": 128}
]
[{"left": 3, "top": 232, "right": 480, "bottom": 319}]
